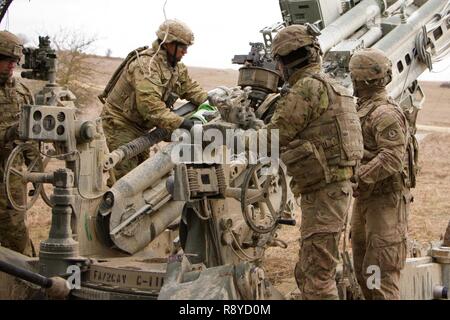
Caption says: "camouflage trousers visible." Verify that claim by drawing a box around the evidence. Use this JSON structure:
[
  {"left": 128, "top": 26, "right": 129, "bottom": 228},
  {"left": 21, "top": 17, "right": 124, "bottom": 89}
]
[
  {"left": 351, "top": 190, "right": 410, "bottom": 300},
  {"left": 0, "top": 163, "right": 31, "bottom": 255},
  {"left": 102, "top": 117, "right": 150, "bottom": 182},
  {"left": 295, "top": 180, "right": 353, "bottom": 300}
]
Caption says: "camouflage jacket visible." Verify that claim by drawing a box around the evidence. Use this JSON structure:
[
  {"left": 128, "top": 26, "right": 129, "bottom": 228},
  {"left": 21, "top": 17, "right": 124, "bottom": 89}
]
[
  {"left": 267, "top": 64, "right": 328, "bottom": 147},
  {"left": 0, "top": 77, "right": 34, "bottom": 154},
  {"left": 102, "top": 41, "right": 208, "bottom": 134},
  {"left": 356, "top": 89, "right": 408, "bottom": 195}
]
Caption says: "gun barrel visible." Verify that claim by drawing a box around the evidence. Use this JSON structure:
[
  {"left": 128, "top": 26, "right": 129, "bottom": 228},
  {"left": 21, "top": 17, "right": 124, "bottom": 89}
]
[
  {"left": 374, "top": 0, "right": 450, "bottom": 99},
  {"left": 360, "top": 26, "right": 383, "bottom": 48},
  {"left": 319, "top": 0, "right": 384, "bottom": 53},
  {"left": 111, "top": 143, "right": 178, "bottom": 198}
]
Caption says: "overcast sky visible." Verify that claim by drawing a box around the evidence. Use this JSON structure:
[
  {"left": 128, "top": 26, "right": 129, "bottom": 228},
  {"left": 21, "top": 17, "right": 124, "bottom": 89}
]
[
  {"left": 2, "top": 0, "right": 282, "bottom": 70},
  {"left": 1, "top": 0, "right": 449, "bottom": 80}
]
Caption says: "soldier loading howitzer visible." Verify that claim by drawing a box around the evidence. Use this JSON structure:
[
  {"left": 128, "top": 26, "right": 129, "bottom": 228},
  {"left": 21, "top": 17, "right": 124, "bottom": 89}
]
[
  {"left": 0, "top": 30, "right": 108, "bottom": 298},
  {"left": 10, "top": 36, "right": 81, "bottom": 210},
  {"left": 232, "top": 35, "right": 284, "bottom": 120},
  {"left": 99, "top": 19, "right": 210, "bottom": 184}
]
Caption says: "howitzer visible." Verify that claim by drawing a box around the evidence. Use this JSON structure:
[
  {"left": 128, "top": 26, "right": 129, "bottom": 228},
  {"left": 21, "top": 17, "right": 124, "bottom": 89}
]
[
  {"left": 22, "top": 36, "right": 57, "bottom": 84},
  {"left": 317, "top": 0, "right": 450, "bottom": 133},
  {"left": 232, "top": 36, "right": 283, "bottom": 115},
  {"left": 237, "top": 0, "right": 450, "bottom": 132},
  {"left": 1, "top": 72, "right": 294, "bottom": 299},
  {"left": 1, "top": 0, "right": 449, "bottom": 301}
]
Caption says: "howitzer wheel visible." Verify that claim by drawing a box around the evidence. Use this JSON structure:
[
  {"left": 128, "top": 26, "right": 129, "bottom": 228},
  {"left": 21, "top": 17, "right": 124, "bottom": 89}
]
[
  {"left": 240, "top": 159, "right": 287, "bottom": 234},
  {"left": 39, "top": 157, "right": 53, "bottom": 208},
  {"left": 39, "top": 144, "right": 54, "bottom": 208},
  {"left": 4, "top": 143, "right": 44, "bottom": 211}
]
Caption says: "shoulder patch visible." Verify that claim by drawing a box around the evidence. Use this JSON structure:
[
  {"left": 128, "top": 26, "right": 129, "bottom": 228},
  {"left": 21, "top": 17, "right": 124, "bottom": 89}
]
[{"left": 371, "top": 105, "right": 402, "bottom": 133}]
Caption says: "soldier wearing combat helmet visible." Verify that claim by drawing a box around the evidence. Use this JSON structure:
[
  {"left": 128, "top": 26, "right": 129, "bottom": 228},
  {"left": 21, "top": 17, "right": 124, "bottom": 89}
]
[
  {"left": 0, "top": 30, "right": 35, "bottom": 255},
  {"left": 349, "top": 48, "right": 412, "bottom": 300},
  {"left": 100, "top": 19, "right": 208, "bottom": 181},
  {"left": 266, "top": 25, "right": 363, "bottom": 300}
]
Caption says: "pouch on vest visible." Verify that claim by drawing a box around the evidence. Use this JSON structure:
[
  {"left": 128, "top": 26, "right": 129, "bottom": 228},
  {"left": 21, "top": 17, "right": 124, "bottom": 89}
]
[
  {"left": 407, "top": 134, "right": 419, "bottom": 189},
  {"left": 281, "top": 139, "right": 326, "bottom": 189},
  {"left": 307, "top": 74, "right": 363, "bottom": 167},
  {"left": 335, "top": 111, "right": 364, "bottom": 165}
]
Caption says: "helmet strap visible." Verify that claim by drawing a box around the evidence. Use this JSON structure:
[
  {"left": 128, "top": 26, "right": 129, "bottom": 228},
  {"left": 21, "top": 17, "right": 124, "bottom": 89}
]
[
  {"left": 280, "top": 63, "right": 296, "bottom": 82},
  {"left": 170, "top": 43, "right": 179, "bottom": 68},
  {"left": 0, "top": 72, "right": 10, "bottom": 84},
  {"left": 353, "top": 79, "right": 388, "bottom": 98},
  {"left": 283, "top": 55, "right": 310, "bottom": 70},
  {"left": 279, "top": 45, "right": 320, "bottom": 75},
  {"left": 279, "top": 55, "right": 311, "bottom": 82},
  {"left": 163, "top": 42, "right": 179, "bottom": 68}
]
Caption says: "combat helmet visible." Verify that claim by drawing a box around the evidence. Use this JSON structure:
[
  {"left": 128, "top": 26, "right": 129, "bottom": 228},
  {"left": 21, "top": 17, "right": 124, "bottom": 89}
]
[
  {"left": 349, "top": 48, "right": 392, "bottom": 81},
  {"left": 156, "top": 19, "right": 195, "bottom": 46},
  {"left": 0, "top": 30, "right": 23, "bottom": 60},
  {"left": 271, "top": 24, "right": 322, "bottom": 59}
]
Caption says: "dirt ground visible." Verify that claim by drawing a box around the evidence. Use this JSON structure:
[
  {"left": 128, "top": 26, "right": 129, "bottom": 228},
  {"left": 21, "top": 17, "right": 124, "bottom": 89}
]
[{"left": 22, "top": 55, "right": 450, "bottom": 297}]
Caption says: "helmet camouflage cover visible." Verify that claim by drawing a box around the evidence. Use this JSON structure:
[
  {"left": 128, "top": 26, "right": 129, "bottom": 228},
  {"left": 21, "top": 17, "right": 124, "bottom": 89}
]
[
  {"left": 349, "top": 47, "right": 392, "bottom": 81},
  {"left": 156, "top": 19, "right": 195, "bottom": 46},
  {"left": 0, "top": 30, "right": 23, "bottom": 60},
  {"left": 271, "top": 24, "right": 321, "bottom": 58}
]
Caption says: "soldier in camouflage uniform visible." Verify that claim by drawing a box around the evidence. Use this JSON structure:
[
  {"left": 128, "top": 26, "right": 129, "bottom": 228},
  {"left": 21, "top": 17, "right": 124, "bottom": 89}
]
[
  {"left": 0, "top": 31, "right": 35, "bottom": 255},
  {"left": 267, "top": 25, "right": 363, "bottom": 300},
  {"left": 100, "top": 19, "right": 208, "bottom": 181},
  {"left": 349, "top": 48, "right": 411, "bottom": 300}
]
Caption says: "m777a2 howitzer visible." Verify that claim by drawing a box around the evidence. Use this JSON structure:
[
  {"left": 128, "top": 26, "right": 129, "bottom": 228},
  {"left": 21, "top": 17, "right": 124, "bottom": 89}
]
[
  {"left": 233, "top": 0, "right": 450, "bottom": 300},
  {"left": 0, "top": 33, "right": 295, "bottom": 299}
]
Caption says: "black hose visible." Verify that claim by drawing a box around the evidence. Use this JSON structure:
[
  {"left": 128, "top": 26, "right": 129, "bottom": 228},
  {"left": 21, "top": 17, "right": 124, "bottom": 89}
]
[
  {"left": 0, "top": 259, "right": 52, "bottom": 289},
  {"left": 116, "top": 102, "right": 197, "bottom": 161}
]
